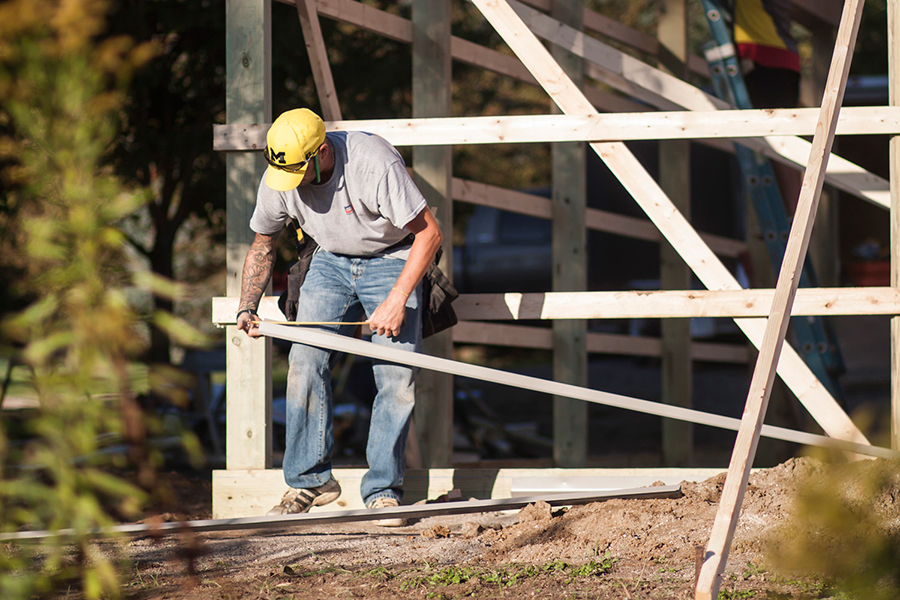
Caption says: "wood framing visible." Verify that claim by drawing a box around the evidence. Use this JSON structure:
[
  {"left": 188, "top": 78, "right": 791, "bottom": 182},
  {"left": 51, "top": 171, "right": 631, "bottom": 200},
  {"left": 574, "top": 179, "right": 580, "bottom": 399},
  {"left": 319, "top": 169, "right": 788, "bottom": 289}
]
[
  {"left": 695, "top": 0, "right": 865, "bottom": 596},
  {"left": 287, "top": 0, "right": 640, "bottom": 113},
  {"left": 658, "top": 0, "right": 693, "bottom": 467},
  {"left": 295, "top": 0, "right": 341, "bottom": 120},
  {"left": 450, "top": 177, "right": 747, "bottom": 257},
  {"left": 505, "top": 0, "right": 890, "bottom": 209},
  {"left": 890, "top": 0, "right": 900, "bottom": 450},
  {"left": 468, "top": 0, "right": 869, "bottom": 449},
  {"left": 549, "top": 0, "right": 588, "bottom": 469},
  {"left": 452, "top": 321, "right": 751, "bottom": 365},
  {"left": 211, "top": 467, "right": 716, "bottom": 519},
  {"left": 225, "top": 0, "right": 272, "bottom": 470},
  {"left": 213, "top": 107, "right": 900, "bottom": 148},
  {"left": 213, "top": 287, "right": 900, "bottom": 323},
  {"left": 412, "top": 0, "right": 454, "bottom": 468}
]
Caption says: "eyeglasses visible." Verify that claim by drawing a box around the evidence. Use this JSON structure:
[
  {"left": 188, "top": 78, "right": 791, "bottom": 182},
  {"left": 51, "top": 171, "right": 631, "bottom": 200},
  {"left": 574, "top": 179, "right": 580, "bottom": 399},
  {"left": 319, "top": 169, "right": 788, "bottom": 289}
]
[{"left": 264, "top": 146, "right": 320, "bottom": 172}]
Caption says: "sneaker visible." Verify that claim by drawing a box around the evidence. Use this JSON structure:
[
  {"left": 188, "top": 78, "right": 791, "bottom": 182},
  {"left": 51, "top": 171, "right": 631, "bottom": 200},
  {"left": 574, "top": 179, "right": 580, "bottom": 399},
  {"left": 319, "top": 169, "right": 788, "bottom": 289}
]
[
  {"left": 267, "top": 477, "right": 341, "bottom": 515},
  {"left": 367, "top": 496, "right": 407, "bottom": 527}
]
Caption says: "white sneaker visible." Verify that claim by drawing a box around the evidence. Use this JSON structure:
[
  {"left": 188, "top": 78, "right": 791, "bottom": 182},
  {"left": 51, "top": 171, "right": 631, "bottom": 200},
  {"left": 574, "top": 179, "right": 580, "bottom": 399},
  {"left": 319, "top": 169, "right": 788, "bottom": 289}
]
[
  {"left": 367, "top": 496, "right": 407, "bottom": 527},
  {"left": 267, "top": 477, "right": 341, "bottom": 515}
]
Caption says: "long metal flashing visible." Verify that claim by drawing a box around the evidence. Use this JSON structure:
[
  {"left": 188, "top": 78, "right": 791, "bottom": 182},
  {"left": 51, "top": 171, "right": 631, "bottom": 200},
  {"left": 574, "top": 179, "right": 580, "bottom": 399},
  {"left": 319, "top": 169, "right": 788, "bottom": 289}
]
[
  {"left": 258, "top": 323, "right": 899, "bottom": 460},
  {"left": 0, "top": 486, "right": 680, "bottom": 541}
]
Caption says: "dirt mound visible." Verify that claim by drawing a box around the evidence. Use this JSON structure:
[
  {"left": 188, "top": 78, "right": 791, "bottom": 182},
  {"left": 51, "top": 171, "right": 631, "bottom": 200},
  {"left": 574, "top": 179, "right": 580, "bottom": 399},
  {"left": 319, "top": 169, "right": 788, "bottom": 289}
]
[{"left": 479, "top": 457, "right": 820, "bottom": 567}]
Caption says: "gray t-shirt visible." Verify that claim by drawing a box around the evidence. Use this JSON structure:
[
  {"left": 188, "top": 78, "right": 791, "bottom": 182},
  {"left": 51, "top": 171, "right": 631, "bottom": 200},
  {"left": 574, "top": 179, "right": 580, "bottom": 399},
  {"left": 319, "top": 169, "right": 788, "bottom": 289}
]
[{"left": 250, "top": 131, "right": 427, "bottom": 258}]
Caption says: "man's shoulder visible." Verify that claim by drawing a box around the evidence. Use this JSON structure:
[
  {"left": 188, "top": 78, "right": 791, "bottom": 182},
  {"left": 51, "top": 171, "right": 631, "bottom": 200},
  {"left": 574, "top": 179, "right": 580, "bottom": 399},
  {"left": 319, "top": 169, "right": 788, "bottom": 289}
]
[{"left": 339, "top": 130, "right": 399, "bottom": 158}]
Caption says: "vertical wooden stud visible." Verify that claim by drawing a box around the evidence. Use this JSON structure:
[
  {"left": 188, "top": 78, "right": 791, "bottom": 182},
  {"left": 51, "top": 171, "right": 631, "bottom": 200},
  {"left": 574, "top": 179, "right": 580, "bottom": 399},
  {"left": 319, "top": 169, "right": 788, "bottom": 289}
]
[
  {"left": 225, "top": 0, "right": 272, "bottom": 471},
  {"left": 658, "top": 0, "right": 693, "bottom": 467},
  {"left": 550, "top": 0, "right": 588, "bottom": 468},
  {"left": 413, "top": 0, "right": 454, "bottom": 468},
  {"left": 889, "top": 0, "right": 900, "bottom": 450}
]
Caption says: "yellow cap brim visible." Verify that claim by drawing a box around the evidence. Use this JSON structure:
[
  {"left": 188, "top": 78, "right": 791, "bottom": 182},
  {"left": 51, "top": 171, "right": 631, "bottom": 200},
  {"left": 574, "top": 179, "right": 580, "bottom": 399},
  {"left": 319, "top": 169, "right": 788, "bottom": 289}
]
[{"left": 265, "top": 163, "right": 308, "bottom": 191}]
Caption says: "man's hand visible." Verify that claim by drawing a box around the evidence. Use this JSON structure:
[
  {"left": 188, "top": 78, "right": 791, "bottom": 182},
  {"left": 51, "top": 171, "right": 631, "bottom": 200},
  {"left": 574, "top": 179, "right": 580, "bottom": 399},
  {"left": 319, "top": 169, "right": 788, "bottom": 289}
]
[
  {"left": 367, "top": 288, "right": 409, "bottom": 338},
  {"left": 236, "top": 231, "right": 278, "bottom": 339},
  {"left": 237, "top": 310, "right": 262, "bottom": 338}
]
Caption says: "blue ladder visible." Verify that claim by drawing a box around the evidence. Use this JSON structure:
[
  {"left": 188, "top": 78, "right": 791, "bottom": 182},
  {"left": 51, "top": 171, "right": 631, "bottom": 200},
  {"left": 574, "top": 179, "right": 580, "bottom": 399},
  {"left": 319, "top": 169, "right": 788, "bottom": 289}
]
[{"left": 700, "top": 0, "right": 845, "bottom": 400}]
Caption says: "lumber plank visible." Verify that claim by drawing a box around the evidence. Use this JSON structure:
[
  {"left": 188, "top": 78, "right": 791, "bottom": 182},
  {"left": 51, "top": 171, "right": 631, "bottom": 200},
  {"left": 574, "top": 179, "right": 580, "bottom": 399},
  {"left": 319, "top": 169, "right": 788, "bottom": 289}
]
[
  {"left": 452, "top": 321, "right": 750, "bottom": 364},
  {"left": 548, "top": 0, "right": 589, "bottom": 469},
  {"left": 225, "top": 0, "right": 272, "bottom": 470},
  {"left": 412, "top": 0, "right": 454, "bottom": 468},
  {"left": 695, "top": 0, "right": 866, "bottom": 597},
  {"left": 889, "top": 0, "right": 900, "bottom": 450},
  {"left": 295, "top": 0, "right": 341, "bottom": 121},
  {"left": 212, "top": 287, "right": 900, "bottom": 325},
  {"left": 658, "top": 0, "right": 694, "bottom": 467},
  {"left": 451, "top": 177, "right": 747, "bottom": 257},
  {"left": 287, "top": 0, "right": 638, "bottom": 114},
  {"left": 212, "top": 107, "right": 900, "bottom": 150},
  {"left": 505, "top": 0, "right": 890, "bottom": 209},
  {"left": 467, "top": 0, "right": 869, "bottom": 451},
  {"left": 518, "top": 0, "right": 837, "bottom": 61},
  {"left": 257, "top": 322, "right": 897, "bottom": 460},
  {"left": 212, "top": 467, "right": 720, "bottom": 519}
]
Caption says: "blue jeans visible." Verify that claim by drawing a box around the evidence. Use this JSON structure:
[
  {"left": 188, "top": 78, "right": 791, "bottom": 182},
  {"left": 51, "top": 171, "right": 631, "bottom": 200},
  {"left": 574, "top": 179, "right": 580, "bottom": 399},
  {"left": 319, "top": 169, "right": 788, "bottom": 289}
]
[{"left": 282, "top": 249, "right": 422, "bottom": 506}]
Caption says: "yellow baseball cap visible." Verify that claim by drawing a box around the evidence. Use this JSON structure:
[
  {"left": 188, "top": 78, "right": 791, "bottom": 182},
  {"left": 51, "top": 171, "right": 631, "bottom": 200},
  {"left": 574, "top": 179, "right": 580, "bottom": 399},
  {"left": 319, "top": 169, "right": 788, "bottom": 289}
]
[{"left": 264, "top": 108, "right": 326, "bottom": 191}]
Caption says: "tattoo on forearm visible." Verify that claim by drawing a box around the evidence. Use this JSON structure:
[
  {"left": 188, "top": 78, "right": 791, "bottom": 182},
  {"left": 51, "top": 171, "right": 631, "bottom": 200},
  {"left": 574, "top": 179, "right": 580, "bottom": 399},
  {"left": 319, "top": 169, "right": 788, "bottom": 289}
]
[{"left": 239, "top": 233, "right": 278, "bottom": 311}]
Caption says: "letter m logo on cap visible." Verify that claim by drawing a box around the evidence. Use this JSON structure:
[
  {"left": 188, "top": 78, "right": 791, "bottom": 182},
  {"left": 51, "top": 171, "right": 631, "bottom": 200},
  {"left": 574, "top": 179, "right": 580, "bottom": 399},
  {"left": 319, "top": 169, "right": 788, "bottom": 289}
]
[{"left": 269, "top": 148, "right": 287, "bottom": 164}]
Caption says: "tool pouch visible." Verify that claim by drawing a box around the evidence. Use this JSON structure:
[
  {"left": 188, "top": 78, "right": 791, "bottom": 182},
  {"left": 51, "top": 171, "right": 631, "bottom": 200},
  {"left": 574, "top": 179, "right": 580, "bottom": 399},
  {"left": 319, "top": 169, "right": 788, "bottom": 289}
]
[{"left": 278, "top": 224, "right": 318, "bottom": 322}]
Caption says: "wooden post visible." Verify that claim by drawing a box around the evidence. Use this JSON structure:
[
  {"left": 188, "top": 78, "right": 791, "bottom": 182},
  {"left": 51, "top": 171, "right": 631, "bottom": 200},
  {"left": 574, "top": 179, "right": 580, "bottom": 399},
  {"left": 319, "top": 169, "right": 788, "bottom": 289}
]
[
  {"left": 550, "top": 0, "right": 588, "bottom": 468},
  {"left": 658, "top": 0, "right": 693, "bottom": 467},
  {"left": 807, "top": 19, "right": 840, "bottom": 289},
  {"left": 296, "top": 0, "right": 342, "bottom": 121},
  {"left": 412, "top": 0, "right": 454, "bottom": 468},
  {"left": 695, "top": 1, "right": 865, "bottom": 597},
  {"left": 889, "top": 0, "right": 900, "bottom": 450},
  {"left": 225, "top": 0, "right": 272, "bottom": 470}
]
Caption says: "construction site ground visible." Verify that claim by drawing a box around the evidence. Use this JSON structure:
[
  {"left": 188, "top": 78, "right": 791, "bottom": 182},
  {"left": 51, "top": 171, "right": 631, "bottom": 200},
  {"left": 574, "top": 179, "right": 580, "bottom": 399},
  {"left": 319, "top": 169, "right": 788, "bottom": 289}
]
[{"left": 114, "top": 453, "right": 899, "bottom": 600}]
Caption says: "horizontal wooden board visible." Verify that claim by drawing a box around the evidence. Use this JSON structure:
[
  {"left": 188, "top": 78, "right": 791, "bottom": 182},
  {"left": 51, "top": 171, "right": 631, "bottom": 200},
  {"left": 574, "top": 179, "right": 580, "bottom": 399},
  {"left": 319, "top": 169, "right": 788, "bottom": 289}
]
[
  {"left": 212, "top": 467, "right": 725, "bottom": 518},
  {"left": 212, "top": 287, "right": 900, "bottom": 325},
  {"left": 213, "top": 107, "right": 900, "bottom": 151}
]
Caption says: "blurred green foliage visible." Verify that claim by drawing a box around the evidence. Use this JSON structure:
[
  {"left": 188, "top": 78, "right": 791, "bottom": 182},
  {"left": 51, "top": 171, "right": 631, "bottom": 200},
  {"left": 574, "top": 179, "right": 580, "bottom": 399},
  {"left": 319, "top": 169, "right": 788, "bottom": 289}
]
[
  {"left": 766, "top": 456, "right": 900, "bottom": 600},
  {"left": 0, "top": 1, "right": 203, "bottom": 598}
]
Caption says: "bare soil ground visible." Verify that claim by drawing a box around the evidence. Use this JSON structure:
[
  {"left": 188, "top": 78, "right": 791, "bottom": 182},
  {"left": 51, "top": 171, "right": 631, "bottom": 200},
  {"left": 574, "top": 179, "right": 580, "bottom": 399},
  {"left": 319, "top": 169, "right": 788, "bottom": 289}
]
[{"left": 111, "top": 455, "right": 892, "bottom": 600}]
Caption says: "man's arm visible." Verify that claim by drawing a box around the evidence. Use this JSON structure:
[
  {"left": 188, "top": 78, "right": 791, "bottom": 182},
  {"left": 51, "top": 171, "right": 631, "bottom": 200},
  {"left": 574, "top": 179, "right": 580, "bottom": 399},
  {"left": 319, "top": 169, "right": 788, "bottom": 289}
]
[
  {"left": 237, "top": 231, "right": 280, "bottom": 338},
  {"left": 367, "top": 207, "right": 443, "bottom": 338}
]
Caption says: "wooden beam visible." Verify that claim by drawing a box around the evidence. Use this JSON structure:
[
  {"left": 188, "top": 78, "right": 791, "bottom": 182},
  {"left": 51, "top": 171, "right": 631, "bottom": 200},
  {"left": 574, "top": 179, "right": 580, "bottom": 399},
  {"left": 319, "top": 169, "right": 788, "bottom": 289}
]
[
  {"left": 549, "top": 0, "right": 588, "bottom": 469},
  {"left": 658, "top": 0, "right": 693, "bottom": 467},
  {"left": 213, "top": 287, "right": 900, "bottom": 324},
  {"left": 296, "top": 0, "right": 342, "bottom": 121},
  {"left": 212, "top": 107, "right": 900, "bottom": 150},
  {"left": 515, "top": 0, "right": 710, "bottom": 77},
  {"left": 451, "top": 321, "right": 749, "bottom": 364},
  {"left": 450, "top": 177, "right": 747, "bottom": 257},
  {"left": 506, "top": 0, "right": 890, "bottom": 210},
  {"left": 212, "top": 467, "right": 726, "bottom": 518},
  {"left": 257, "top": 322, "right": 897, "bottom": 460},
  {"left": 890, "top": 0, "right": 900, "bottom": 450},
  {"left": 224, "top": 0, "right": 272, "bottom": 471},
  {"left": 412, "top": 0, "right": 453, "bottom": 469},
  {"left": 695, "top": 0, "right": 865, "bottom": 596},
  {"left": 454, "top": 288, "right": 900, "bottom": 319},
  {"left": 467, "top": 0, "right": 870, "bottom": 450},
  {"left": 283, "top": 0, "right": 638, "bottom": 114}
]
